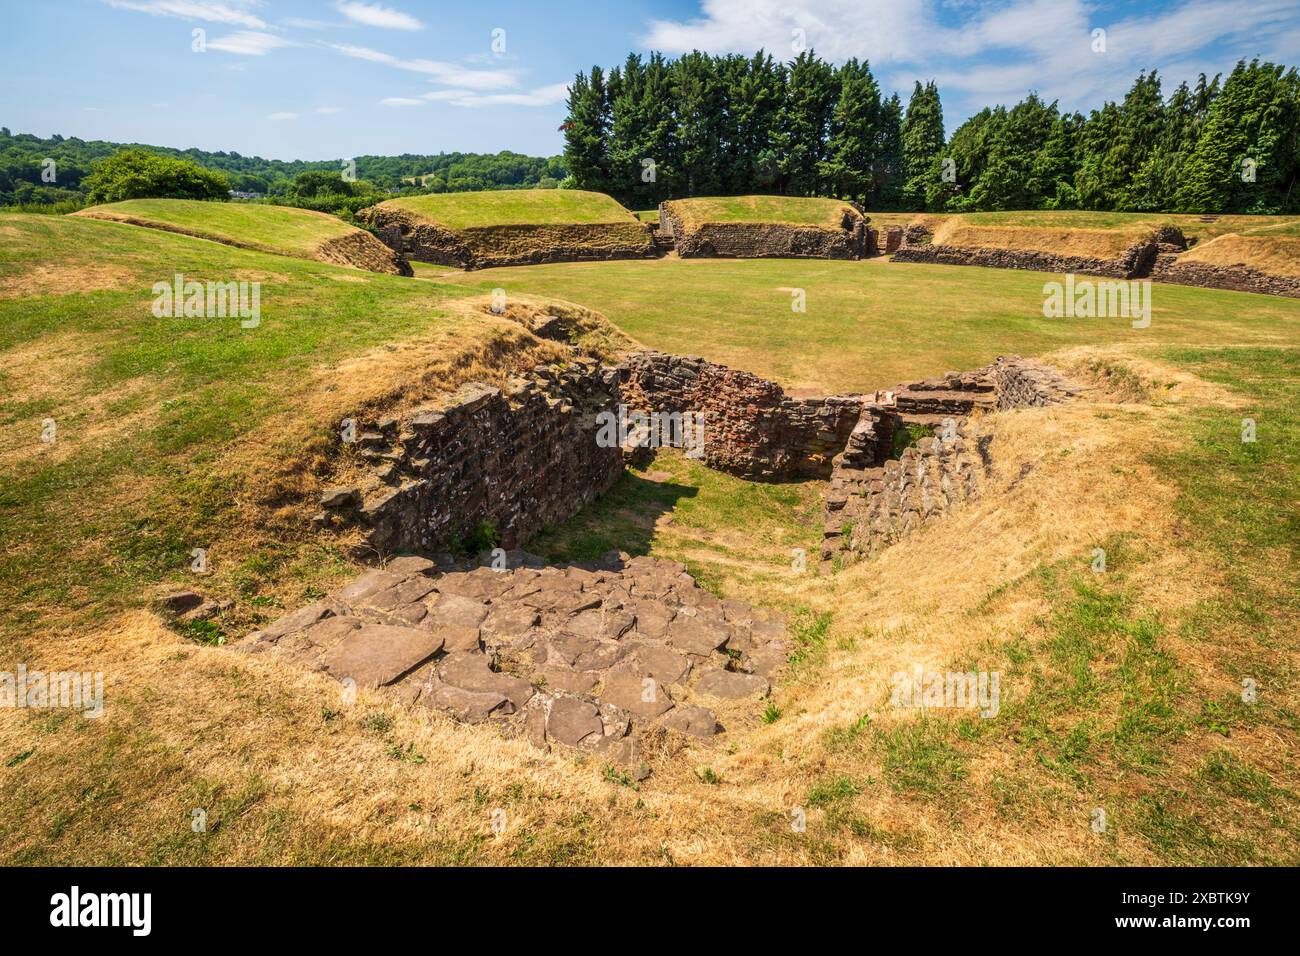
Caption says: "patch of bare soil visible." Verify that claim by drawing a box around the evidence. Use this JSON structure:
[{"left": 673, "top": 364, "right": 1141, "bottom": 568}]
[{"left": 0, "top": 262, "right": 135, "bottom": 300}]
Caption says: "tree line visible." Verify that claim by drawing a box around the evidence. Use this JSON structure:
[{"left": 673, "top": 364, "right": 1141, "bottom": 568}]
[
  {"left": 0, "top": 128, "right": 568, "bottom": 209},
  {"left": 563, "top": 53, "right": 1300, "bottom": 214}
]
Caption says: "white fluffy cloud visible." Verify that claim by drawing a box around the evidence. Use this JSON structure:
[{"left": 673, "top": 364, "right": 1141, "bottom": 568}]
[
  {"left": 331, "top": 43, "right": 517, "bottom": 89},
  {"left": 266, "top": 111, "right": 299, "bottom": 120},
  {"left": 333, "top": 2, "right": 424, "bottom": 31},
  {"left": 385, "top": 83, "right": 570, "bottom": 109},
  {"left": 209, "top": 30, "right": 295, "bottom": 55},
  {"left": 106, "top": 0, "right": 267, "bottom": 29}
]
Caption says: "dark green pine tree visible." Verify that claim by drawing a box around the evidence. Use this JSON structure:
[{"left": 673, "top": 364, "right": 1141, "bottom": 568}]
[
  {"left": 1175, "top": 60, "right": 1300, "bottom": 213},
  {"left": 775, "top": 50, "right": 837, "bottom": 196},
  {"left": 561, "top": 66, "right": 612, "bottom": 193},
  {"left": 932, "top": 106, "right": 1000, "bottom": 211},
  {"left": 1073, "top": 100, "right": 1121, "bottom": 210},
  {"left": 721, "top": 51, "right": 786, "bottom": 193},
  {"left": 901, "top": 80, "right": 945, "bottom": 210},
  {"left": 1129, "top": 76, "right": 1218, "bottom": 211},
  {"left": 1111, "top": 71, "right": 1167, "bottom": 210},
  {"left": 870, "top": 93, "right": 905, "bottom": 209},
  {"left": 820, "top": 58, "right": 881, "bottom": 204},
  {"left": 957, "top": 93, "right": 1059, "bottom": 210},
  {"left": 672, "top": 51, "right": 726, "bottom": 196},
  {"left": 608, "top": 53, "right": 678, "bottom": 207},
  {"left": 1034, "top": 111, "right": 1084, "bottom": 209}
]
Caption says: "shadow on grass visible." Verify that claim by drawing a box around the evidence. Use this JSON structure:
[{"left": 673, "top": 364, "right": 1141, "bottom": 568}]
[{"left": 526, "top": 469, "right": 698, "bottom": 564}]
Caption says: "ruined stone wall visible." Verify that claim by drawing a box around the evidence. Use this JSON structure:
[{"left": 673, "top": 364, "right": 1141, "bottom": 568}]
[
  {"left": 661, "top": 205, "right": 868, "bottom": 261},
  {"left": 620, "top": 351, "right": 864, "bottom": 479},
  {"left": 820, "top": 356, "right": 1079, "bottom": 565},
  {"left": 892, "top": 239, "right": 1160, "bottom": 279},
  {"left": 321, "top": 359, "right": 623, "bottom": 555},
  {"left": 358, "top": 205, "right": 655, "bottom": 271},
  {"left": 1149, "top": 257, "right": 1300, "bottom": 298}
]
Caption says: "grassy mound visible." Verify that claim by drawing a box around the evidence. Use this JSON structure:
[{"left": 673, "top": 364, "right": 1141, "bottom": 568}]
[
  {"left": 360, "top": 189, "right": 653, "bottom": 270},
  {"left": 74, "top": 199, "right": 412, "bottom": 275},
  {"left": 664, "top": 195, "right": 861, "bottom": 232},
  {"left": 1177, "top": 231, "right": 1300, "bottom": 277},
  {"left": 0, "top": 212, "right": 571, "bottom": 640}
]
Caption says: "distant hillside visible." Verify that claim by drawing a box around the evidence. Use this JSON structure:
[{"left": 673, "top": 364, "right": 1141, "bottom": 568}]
[{"left": 0, "top": 126, "right": 567, "bottom": 207}]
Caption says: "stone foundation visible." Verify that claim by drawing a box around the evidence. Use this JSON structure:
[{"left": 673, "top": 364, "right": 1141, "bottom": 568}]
[
  {"left": 1149, "top": 257, "right": 1300, "bottom": 298},
  {"left": 891, "top": 233, "right": 1165, "bottom": 279},
  {"left": 239, "top": 550, "right": 786, "bottom": 762},
  {"left": 661, "top": 203, "right": 868, "bottom": 261},
  {"left": 620, "top": 351, "right": 864, "bottom": 479},
  {"left": 320, "top": 359, "right": 624, "bottom": 556},
  {"left": 358, "top": 205, "right": 656, "bottom": 271},
  {"left": 820, "top": 357, "right": 1080, "bottom": 564}
]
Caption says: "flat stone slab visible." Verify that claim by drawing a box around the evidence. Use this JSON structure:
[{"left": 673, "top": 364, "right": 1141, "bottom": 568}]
[
  {"left": 660, "top": 704, "right": 719, "bottom": 737},
  {"left": 695, "top": 668, "right": 770, "bottom": 699},
  {"left": 319, "top": 624, "right": 444, "bottom": 689},
  {"left": 599, "top": 672, "right": 674, "bottom": 719},
  {"left": 545, "top": 696, "right": 603, "bottom": 746},
  {"left": 242, "top": 551, "right": 786, "bottom": 759},
  {"left": 421, "top": 678, "right": 510, "bottom": 722}
]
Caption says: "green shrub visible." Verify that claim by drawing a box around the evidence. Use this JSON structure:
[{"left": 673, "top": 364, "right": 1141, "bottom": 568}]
[{"left": 84, "top": 148, "right": 229, "bottom": 203}]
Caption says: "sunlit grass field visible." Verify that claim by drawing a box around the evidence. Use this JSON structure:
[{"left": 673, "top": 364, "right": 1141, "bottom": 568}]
[
  {"left": 436, "top": 256, "right": 1300, "bottom": 392},
  {"left": 1, "top": 209, "right": 1297, "bottom": 866}
]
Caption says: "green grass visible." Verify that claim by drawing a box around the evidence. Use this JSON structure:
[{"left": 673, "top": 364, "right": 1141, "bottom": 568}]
[
  {"left": 434, "top": 256, "right": 1300, "bottom": 393},
  {"left": 667, "top": 195, "right": 855, "bottom": 229},
  {"left": 0, "top": 213, "right": 484, "bottom": 636},
  {"left": 75, "top": 198, "right": 359, "bottom": 256},
  {"left": 380, "top": 189, "right": 640, "bottom": 229}
]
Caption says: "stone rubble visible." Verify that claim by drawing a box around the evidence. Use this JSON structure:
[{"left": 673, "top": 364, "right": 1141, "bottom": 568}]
[{"left": 239, "top": 551, "right": 786, "bottom": 762}]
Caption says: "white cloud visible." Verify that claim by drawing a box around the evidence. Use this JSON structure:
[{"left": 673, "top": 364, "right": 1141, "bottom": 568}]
[
  {"left": 281, "top": 17, "right": 333, "bottom": 30},
  {"left": 424, "top": 83, "right": 571, "bottom": 108},
  {"left": 330, "top": 43, "right": 517, "bottom": 89},
  {"left": 334, "top": 2, "right": 423, "bottom": 31},
  {"left": 106, "top": 0, "right": 267, "bottom": 29},
  {"left": 315, "top": 106, "right": 344, "bottom": 114},
  {"left": 266, "top": 111, "right": 300, "bottom": 120},
  {"left": 380, "top": 97, "right": 423, "bottom": 106},
  {"left": 421, "top": 89, "right": 475, "bottom": 101},
  {"left": 209, "top": 30, "right": 295, "bottom": 55}
]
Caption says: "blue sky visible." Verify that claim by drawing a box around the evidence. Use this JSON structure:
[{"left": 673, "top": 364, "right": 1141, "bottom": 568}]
[{"left": 2, "top": 0, "right": 1297, "bottom": 161}]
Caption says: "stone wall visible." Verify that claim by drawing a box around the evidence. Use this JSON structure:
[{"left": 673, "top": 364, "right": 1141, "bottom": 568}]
[
  {"left": 661, "top": 204, "right": 868, "bottom": 261},
  {"left": 1149, "top": 257, "right": 1300, "bottom": 298},
  {"left": 320, "top": 359, "right": 623, "bottom": 556},
  {"left": 892, "top": 234, "right": 1163, "bottom": 279},
  {"left": 820, "top": 356, "right": 1079, "bottom": 565},
  {"left": 620, "top": 351, "right": 864, "bottom": 479},
  {"left": 358, "top": 205, "right": 655, "bottom": 271}
]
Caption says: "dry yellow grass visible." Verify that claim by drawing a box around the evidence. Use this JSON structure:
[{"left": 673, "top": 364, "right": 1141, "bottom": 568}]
[
  {"left": 1178, "top": 234, "right": 1300, "bottom": 277},
  {"left": 9, "top": 345, "right": 1284, "bottom": 865},
  {"left": 929, "top": 221, "right": 1151, "bottom": 259}
]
